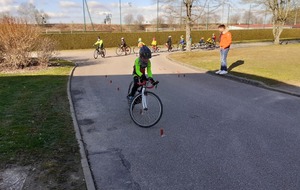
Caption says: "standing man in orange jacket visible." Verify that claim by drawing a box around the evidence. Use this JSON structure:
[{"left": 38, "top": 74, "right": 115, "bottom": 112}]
[{"left": 216, "top": 24, "right": 232, "bottom": 75}]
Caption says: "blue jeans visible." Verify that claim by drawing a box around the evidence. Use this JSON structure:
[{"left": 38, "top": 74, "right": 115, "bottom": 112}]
[{"left": 220, "top": 48, "right": 230, "bottom": 71}]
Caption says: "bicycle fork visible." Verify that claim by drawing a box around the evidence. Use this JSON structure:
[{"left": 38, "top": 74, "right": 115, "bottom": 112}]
[{"left": 141, "top": 87, "right": 148, "bottom": 111}]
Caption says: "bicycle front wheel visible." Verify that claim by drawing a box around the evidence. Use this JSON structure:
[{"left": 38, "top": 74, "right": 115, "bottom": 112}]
[
  {"left": 129, "top": 92, "right": 163, "bottom": 128},
  {"left": 93, "top": 50, "right": 99, "bottom": 59},
  {"left": 116, "top": 47, "right": 123, "bottom": 56}
]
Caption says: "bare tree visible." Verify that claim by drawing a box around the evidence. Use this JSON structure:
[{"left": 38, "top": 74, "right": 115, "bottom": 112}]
[
  {"left": 136, "top": 14, "right": 145, "bottom": 25},
  {"left": 18, "top": 2, "right": 49, "bottom": 25},
  {"left": 211, "top": 13, "right": 221, "bottom": 23},
  {"left": 231, "top": 13, "right": 241, "bottom": 24},
  {"left": 124, "top": 14, "right": 134, "bottom": 24},
  {"left": 242, "top": 0, "right": 293, "bottom": 44},
  {"left": 184, "top": 0, "right": 211, "bottom": 51},
  {"left": 286, "top": 1, "right": 300, "bottom": 25},
  {"left": 151, "top": 17, "right": 165, "bottom": 27},
  {"left": 242, "top": 10, "right": 257, "bottom": 24},
  {"left": 166, "top": 15, "right": 176, "bottom": 26}
]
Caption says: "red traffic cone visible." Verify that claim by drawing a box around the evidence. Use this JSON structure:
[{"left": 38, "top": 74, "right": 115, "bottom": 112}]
[{"left": 160, "top": 128, "right": 165, "bottom": 137}]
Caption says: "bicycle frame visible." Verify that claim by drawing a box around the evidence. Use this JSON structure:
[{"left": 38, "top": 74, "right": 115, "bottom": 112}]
[
  {"left": 137, "top": 81, "right": 156, "bottom": 111},
  {"left": 141, "top": 87, "right": 147, "bottom": 110}
]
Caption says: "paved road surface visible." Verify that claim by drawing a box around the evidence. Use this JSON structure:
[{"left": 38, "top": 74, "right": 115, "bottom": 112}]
[{"left": 60, "top": 48, "right": 300, "bottom": 190}]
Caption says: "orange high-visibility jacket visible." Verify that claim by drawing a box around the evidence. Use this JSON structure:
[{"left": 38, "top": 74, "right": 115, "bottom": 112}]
[{"left": 220, "top": 31, "right": 232, "bottom": 49}]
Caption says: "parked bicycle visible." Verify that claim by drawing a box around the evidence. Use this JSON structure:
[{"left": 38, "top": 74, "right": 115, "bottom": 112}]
[
  {"left": 127, "top": 79, "right": 163, "bottom": 128},
  {"left": 116, "top": 45, "right": 131, "bottom": 56},
  {"left": 94, "top": 48, "right": 106, "bottom": 59}
]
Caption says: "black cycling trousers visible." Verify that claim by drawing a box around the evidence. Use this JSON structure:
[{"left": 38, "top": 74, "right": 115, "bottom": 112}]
[{"left": 129, "top": 76, "right": 139, "bottom": 97}]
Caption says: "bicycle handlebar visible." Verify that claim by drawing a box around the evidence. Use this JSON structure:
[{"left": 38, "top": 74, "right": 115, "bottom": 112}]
[{"left": 137, "top": 80, "right": 159, "bottom": 89}]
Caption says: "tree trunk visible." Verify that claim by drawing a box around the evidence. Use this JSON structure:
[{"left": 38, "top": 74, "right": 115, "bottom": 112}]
[
  {"left": 273, "top": 21, "right": 284, "bottom": 45},
  {"left": 185, "top": 1, "right": 192, "bottom": 52},
  {"left": 186, "top": 18, "right": 192, "bottom": 51}
]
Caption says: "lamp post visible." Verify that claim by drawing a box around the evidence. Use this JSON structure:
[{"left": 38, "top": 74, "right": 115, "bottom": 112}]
[
  {"left": 157, "top": 0, "right": 159, "bottom": 31},
  {"left": 227, "top": 3, "right": 230, "bottom": 26},
  {"left": 206, "top": 3, "right": 209, "bottom": 30},
  {"left": 83, "top": 0, "right": 86, "bottom": 31},
  {"left": 119, "top": 0, "right": 122, "bottom": 32}
]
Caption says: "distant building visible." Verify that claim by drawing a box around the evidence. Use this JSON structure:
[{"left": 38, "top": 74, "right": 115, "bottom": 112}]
[{"left": 143, "top": 21, "right": 151, "bottom": 25}]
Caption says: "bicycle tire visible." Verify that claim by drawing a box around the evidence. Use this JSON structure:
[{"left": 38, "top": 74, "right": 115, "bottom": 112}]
[
  {"left": 133, "top": 47, "right": 140, "bottom": 54},
  {"left": 125, "top": 46, "right": 131, "bottom": 55},
  {"left": 128, "top": 81, "right": 134, "bottom": 95},
  {"left": 129, "top": 92, "right": 163, "bottom": 128},
  {"left": 93, "top": 50, "right": 99, "bottom": 59},
  {"left": 116, "top": 47, "right": 123, "bottom": 56},
  {"left": 101, "top": 48, "right": 106, "bottom": 58}
]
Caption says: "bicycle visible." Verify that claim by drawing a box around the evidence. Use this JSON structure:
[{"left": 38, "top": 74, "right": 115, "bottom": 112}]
[
  {"left": 177, "top": 43, "right": 186, "bottom": 51},
  {"left": 116, "top": 45, "right": 131, "bottom": 56},
  {"left": 127, "top": 79, "right": 163, "bottom": 128},
  {"left": 94, "top": 48, "right": 106, "bottom": 59},
  {"left": 165, "top": 43, "right": 174, "bottom": 52},
  {"left": 151, "top": 46, "right": 160, "bottom": 53},
  {"left": 133, "top": 46, "right": 142, "bottom": 55}
]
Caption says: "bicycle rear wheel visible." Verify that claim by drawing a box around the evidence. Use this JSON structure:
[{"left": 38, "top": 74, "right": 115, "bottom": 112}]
[
  {"left": 125, "top": 46, "right": 131, "bottom": 55},
  {"left": 101, "top": 48, "right": 106, "bottom": 58},
  {"left": 129, "top": 92, "right": 163, "bottom": 128},
  {"left": 93, "top": 50, "right": 99, "bottom": 59},
  {"left": 133, "top": 47, "right": 140, "bottom": 54}
]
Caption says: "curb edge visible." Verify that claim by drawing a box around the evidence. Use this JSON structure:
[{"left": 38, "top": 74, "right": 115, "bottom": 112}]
[{"left": 67, "top": 63, "right": 96, "bottom": 190}]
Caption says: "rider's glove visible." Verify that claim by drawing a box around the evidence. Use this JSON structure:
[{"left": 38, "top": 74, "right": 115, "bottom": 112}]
[{"left": 149, "top": 77, "right": 155, "bottom": 84}]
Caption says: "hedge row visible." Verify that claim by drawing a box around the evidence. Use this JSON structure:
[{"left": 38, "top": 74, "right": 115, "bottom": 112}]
[{"left": 44, "top": 29, "right": 300, "bottom": 50}]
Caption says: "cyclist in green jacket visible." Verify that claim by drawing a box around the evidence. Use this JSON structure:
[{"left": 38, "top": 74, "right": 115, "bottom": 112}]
[
  {"left": 127, "top": 46, "right": 157, "bottom": 101},
  {"left": 94, "top": 36, "right": 104, "bottom": 52}
]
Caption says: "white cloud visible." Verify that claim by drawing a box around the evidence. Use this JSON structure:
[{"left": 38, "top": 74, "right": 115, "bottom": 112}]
[
  {"left": 46, "top": 11, "right": 69, "bottom": 19},
  {"left": 59, "top": 0, "right": 80, "bottom": 8},
  {"left": 0, "top": 0, "right": 18, "bottom": 13},
  {"left": 87, "top": 1, "right": 110, "bottom": 11}
]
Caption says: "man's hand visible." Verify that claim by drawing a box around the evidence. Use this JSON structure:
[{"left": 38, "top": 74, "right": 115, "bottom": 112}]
[
  {"left": 149, "top": 77, "right": 155, "bottom": 83},
  {"left": 149, "top": 78, "right": 159, "bottom": 85}
]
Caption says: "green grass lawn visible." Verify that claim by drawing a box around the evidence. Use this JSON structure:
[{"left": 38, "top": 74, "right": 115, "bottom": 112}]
[
  {"left": 169, "top": 44, "right": 300, "bottom": 87},
  {"left": 0, "top": 61, "right": 86, "bottom": 189}
]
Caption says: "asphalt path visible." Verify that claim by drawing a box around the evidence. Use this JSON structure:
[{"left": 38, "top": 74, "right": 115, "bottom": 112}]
[{"left": 59, "top": 48, "right": 300, "bottom": 190}]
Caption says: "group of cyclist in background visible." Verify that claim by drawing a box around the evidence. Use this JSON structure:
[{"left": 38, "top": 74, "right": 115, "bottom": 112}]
[{"left": 93, "top": 32, "right": 219, "bottom": 57}]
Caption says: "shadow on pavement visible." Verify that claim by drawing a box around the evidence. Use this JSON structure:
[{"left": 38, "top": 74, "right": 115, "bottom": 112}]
[
  {"left": 207, "top": 70, "right": 300, "bottom": 96},
  {"left": 228, "top": 60, "right": 245, "bottom": 72}
]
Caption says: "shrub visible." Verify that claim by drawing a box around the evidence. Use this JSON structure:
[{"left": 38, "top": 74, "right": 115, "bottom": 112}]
[
  {"left": 0, "top": 17, "right": 40, "bottom": 69},
  {"left": 36, "top": 37, "right": 58, "bottom": 65},
  {"left": 45, "top": 29, "right": 300, "bottom": 50}
]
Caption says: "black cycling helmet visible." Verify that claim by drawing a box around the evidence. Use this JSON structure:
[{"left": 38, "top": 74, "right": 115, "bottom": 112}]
[{"left": 139, "top": 46, "right": 152, "bottom": 59}]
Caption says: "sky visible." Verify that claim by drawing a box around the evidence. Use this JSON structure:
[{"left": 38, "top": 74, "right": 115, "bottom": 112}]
[{"left": 0, "top": 0, "right": 252, "bottom": 24}]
